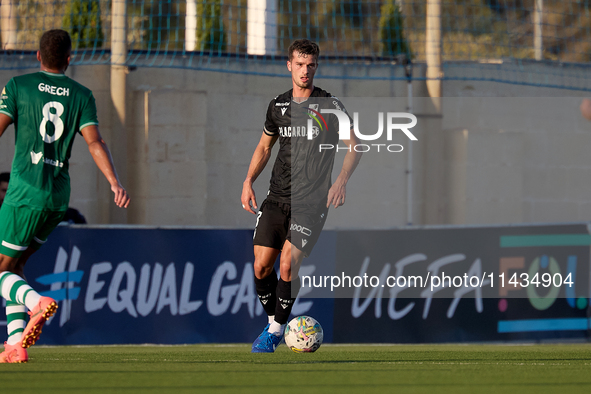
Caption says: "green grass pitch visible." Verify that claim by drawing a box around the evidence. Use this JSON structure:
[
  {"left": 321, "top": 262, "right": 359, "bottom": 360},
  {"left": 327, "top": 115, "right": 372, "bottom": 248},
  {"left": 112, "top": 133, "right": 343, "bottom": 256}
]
[{"left": 1, "top": 344, "right": 591, "bottom": 393}]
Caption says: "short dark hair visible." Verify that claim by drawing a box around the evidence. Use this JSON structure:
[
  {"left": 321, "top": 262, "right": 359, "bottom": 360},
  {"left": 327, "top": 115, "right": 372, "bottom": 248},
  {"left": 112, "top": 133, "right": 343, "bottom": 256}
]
[
  {"left": 288, "top": 39, "right": 320, "bottom": 62},
  {"left": 40, "top": 29, "right": 72, "bottom": 70},
  {"left": 0, "top": 172, "right": 9, "bottom": 184}
]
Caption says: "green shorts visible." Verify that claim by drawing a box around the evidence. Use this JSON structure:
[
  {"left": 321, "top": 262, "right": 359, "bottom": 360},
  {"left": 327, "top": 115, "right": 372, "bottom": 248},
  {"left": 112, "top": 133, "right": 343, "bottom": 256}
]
[{"left": 0, "top": 204, "right": 66, "bottom": 258}]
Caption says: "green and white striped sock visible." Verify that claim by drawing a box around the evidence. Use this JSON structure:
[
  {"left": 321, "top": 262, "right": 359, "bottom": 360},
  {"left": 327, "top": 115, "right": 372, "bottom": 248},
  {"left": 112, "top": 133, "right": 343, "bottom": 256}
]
[
  {"left": 6, "top": 301, "right": 26, "bottom": 346},
  {"left": 0, "top": 272, "right": 41, "bottom": 310}
]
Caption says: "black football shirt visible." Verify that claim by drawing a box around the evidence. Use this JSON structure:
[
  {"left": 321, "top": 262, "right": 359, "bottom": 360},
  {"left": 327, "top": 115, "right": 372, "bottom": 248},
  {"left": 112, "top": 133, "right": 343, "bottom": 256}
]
[{"left": 263, "top": 87, "right": 351, "bottom": 206}]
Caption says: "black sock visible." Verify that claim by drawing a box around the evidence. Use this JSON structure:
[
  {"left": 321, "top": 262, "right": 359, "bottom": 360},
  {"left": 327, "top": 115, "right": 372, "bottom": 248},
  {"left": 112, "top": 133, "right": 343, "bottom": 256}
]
[
  {"left": 274, "top": 277, "right": 301, "bottom": 324},
  {"left": 254, "top": 271, "right": 278, "bottom": 316}
]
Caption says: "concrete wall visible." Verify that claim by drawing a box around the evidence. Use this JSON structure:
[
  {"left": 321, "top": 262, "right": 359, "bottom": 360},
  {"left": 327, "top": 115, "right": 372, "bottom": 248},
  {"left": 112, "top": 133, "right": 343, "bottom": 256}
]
[
  {"left": 441, "top": 96, "right": 591, "bottom": 225},
  {"left": 0, "top": 60, "right": 589, "bottom": 228}
]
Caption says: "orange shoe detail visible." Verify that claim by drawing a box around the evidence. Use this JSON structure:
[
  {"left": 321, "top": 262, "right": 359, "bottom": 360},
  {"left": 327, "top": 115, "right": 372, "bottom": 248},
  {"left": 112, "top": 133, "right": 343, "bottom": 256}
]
[
  {"left": 21, "top": 297, "right": 58, "bottom": 349},
  {"left": 0, "top": 342, "right": 28, "bottom": 363}
]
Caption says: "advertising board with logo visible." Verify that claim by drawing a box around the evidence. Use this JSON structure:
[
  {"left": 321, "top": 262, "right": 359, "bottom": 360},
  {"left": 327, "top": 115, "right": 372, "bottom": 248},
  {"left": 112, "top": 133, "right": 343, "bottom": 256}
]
[{"left": 0, "top": 224, "right": 588, "bottom": 345}]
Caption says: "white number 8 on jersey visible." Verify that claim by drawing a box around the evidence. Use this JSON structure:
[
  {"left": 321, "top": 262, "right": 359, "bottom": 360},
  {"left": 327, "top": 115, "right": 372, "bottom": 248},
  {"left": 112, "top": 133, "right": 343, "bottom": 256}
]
[{"left": 40, "top": 101, "right": 64, "bottom": 143}]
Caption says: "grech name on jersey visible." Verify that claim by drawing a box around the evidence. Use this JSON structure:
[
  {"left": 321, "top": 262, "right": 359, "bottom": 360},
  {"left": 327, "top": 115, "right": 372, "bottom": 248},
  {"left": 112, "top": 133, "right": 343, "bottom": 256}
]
[{"left": 38, "top": 83, "right": 69, "bottom": 97}]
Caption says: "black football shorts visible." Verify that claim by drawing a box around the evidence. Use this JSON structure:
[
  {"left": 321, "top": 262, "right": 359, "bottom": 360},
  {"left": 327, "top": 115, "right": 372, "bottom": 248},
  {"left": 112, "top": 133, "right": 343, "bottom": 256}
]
[{"left": 253, "top": 199, "right": 328, "bottom": 257}]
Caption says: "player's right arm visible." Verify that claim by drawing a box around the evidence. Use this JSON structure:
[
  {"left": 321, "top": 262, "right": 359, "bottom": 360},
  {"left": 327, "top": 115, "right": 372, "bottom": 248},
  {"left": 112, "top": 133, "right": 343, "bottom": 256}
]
[
  {"left": 241, "top": 132, "right": 278, "bottom": 214},
  {"left": 81, "top": 125, "right": 130, "bottom": 208}
]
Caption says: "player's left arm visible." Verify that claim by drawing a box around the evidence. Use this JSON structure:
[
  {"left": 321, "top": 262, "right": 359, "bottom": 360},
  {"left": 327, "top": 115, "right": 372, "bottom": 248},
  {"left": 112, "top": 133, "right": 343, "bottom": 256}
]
[
  {"left": 0, "top": 113, "right": 13, "bottom": 138},
  {"left": 327, "top": 132, "right": 362, "bottom": 208},
  {"left": 81, "top": 125, "right": 130, "bottom": 208}
]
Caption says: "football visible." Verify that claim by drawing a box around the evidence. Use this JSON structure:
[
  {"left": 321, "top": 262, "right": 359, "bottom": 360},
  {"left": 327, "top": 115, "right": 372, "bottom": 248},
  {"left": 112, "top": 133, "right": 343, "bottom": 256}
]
[{"left": 284, "top": 316, "right": 323, "bottom": 353}]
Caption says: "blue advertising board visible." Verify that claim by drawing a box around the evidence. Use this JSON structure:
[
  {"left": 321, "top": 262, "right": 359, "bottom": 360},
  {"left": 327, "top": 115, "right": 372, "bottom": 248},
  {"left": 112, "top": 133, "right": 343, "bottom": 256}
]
[
  {"left": 331, "top": 224, "right": 591, "bottom": 343},
  {"left": 0, "top": 223, "right": 589, "bottom": 345},
  {"left": 0, "top": 226, "right": 334, "bottom": 345}
]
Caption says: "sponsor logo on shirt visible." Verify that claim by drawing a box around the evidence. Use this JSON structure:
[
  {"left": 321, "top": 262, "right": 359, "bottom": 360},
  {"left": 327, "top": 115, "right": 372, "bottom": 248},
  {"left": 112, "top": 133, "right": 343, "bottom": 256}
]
[
  {"left": 278, "top": 126, "right": 319, "bottom": 139},
  {"left": 275, "top": 102, "right": 290, "bottom": 106},
  {"left": 30, "top": 151, "right": 64, "bottom": 168}
]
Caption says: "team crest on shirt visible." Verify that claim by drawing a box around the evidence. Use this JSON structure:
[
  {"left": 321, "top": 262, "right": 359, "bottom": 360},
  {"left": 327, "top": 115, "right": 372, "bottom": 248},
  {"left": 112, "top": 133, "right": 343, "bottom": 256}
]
[{"left": 309, "top": 125, "right": 320, "bottom": 138}]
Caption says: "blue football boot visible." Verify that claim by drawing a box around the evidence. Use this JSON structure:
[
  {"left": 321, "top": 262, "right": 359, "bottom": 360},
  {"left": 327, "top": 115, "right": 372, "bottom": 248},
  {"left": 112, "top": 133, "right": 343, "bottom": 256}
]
[
  {"left": 251, "top": 323, "right": 270, "bottom": 352},
  {"left": 251, "top": 324, "right": 283, "bottom": 353}
]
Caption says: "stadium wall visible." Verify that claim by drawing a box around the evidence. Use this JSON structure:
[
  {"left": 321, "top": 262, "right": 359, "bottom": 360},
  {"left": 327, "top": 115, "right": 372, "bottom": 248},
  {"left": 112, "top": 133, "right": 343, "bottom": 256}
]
[{"left": 0, "top": 60, "right": 589, "bottom": 228}]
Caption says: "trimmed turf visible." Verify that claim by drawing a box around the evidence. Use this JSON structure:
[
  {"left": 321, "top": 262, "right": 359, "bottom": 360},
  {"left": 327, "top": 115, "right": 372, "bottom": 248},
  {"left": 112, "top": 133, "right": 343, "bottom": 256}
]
[{"left": 1, "top": 344, "right": 591, "bottom": 393}]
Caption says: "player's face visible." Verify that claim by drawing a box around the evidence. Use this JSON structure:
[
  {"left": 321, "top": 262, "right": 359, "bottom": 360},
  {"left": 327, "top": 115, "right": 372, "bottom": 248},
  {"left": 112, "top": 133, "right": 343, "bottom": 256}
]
[
  {"left": 287, "top": 52, "right": 318, "bottom": 90},
  {"left": 0, "top": 181, "right": 7, "bottom": 206}
]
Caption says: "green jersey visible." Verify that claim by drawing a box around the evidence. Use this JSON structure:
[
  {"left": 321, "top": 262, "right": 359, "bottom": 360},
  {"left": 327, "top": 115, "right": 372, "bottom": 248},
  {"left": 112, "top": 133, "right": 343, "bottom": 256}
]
[{"left": 0, "top": 71, "right": 98, "bottom": 211}]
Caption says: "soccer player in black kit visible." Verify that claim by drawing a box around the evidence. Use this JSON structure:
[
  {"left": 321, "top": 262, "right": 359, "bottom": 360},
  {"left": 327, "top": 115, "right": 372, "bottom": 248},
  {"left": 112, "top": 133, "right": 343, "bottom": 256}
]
[{"left": 241, "top": 39, "right": 361, "bottom": 352}]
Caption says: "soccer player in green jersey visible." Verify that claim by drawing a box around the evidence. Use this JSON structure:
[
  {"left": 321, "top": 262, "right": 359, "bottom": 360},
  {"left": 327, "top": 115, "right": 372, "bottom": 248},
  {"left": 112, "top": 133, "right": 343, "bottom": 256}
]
[{"left": 0, "top": 29, "right": 130, "bottom": 363}]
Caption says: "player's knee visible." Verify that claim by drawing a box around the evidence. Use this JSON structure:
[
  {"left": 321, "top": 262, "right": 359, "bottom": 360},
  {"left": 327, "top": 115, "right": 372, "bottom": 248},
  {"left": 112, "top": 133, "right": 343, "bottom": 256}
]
[
  {"left": 279, "top": 259, "right": 293, "bottom": 281},
  {"left": 253, "top": 259, "right": 274, "bottom": 279},
  {"left": 280, "top": 256, "right": 304, "bottom": 278}
]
